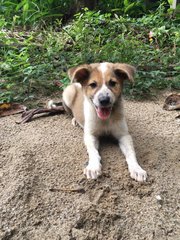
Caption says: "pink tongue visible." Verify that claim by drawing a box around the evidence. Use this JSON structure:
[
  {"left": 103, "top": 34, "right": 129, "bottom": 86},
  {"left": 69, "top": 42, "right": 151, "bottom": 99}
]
[{"left": 96, "top": 107, "right": 111, "bottom": 120}]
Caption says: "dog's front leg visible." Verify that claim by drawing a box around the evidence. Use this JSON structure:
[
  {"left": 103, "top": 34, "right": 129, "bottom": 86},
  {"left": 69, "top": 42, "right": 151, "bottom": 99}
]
[
  {"left": 83, "top": 133, "right": 102, "bottom": 179},
  {"left": 119, "top": 134, "right": 147, "bottom": 182}
]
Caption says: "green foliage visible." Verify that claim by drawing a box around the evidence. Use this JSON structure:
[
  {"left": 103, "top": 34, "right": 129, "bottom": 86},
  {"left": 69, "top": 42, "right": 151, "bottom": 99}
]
[
  {"left": 0, "top": 6, "right": 179, "bottom": 103},
  {"left": 0, "top": 29, "right": 66, "bottom": 102},
  {"left": 98, "top": 0, "right": 171, "bottom": 16},
  {"left": 61, "top": 7, "right": 179, "bottom": 97},
  {"left": 0, "top": 0, "right": 72, "bottom": 26},
  {"left": 0, "top": 0, "right": 172, "bottom": 27}
]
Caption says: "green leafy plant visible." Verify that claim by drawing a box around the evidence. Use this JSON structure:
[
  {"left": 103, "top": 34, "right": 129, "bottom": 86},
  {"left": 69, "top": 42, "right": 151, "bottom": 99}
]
[
  {"left": 0, "top": 0, "right": 72, "bottom": 27},
  {"left": 0, "top": 5, "right": 179, "bottom": 103}
]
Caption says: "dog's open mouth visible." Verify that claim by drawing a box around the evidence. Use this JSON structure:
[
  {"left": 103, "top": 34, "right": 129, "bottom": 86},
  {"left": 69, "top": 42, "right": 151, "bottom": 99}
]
[{"left": 95, "top": 106, "right": 112, "bottom": 120}]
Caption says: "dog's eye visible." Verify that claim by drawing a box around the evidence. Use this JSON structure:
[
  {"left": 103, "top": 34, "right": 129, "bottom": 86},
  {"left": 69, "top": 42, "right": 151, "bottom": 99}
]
[
  {"left": 89, "top": 82, "right": 97, "bottom": 89},
  {"left": 109, "top": 80, "right": 117, "bottom": 87}
]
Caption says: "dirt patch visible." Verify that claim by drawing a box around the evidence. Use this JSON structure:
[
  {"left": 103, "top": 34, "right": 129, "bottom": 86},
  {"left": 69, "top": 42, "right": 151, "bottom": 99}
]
[{"left": 0, "top": 98, "right": 179, "bottom": 240}]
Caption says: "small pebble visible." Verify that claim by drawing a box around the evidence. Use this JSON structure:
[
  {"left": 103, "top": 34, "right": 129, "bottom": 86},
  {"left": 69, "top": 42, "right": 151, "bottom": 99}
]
[
  {"left": 156, "top": 195, "right": 163, "bottom": 205},
  {"left": 156, "top": 195, "right": 162, "bottom": 201}
]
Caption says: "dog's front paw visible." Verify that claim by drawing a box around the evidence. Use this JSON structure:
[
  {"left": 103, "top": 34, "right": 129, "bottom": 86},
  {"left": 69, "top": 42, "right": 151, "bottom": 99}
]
[
  {"left": 129, "top": 165, "right": 147, "bottom": 182},
  {"left": 84, "top": 162, "right": 102, "bottom": 179}
]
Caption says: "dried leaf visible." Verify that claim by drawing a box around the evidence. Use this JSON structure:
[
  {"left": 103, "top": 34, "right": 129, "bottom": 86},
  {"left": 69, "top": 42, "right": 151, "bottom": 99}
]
[
  {"left": 163, "top": 93, "right": 180, "bottom": 111},
  {"left": 0, "top": 103, "right": 11, "bottom": 110},
  {"left": 0, "top": 103, "right": 27, "bottom": 117}
]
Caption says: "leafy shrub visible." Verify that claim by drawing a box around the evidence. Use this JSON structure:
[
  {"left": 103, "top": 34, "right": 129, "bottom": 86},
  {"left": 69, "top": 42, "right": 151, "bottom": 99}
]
[
  {"left": 98, "top": 0, "right": 173, "bottom": 17},
  {"left": 0, "top": 0, "right": 73, "bottom": 27},
  {"left": 0, "top": 6, "right": 179, "bottom": 103},
  {"left": 61, "top": 7, "right": 179, "bottom": 96},
  {"left": 0, "top": 0, "right": 173, "bottom": 27}
]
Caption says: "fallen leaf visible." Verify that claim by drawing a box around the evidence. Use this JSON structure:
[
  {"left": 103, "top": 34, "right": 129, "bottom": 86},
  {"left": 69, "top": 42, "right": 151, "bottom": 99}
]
[
  {"left": 163, "top": 93, "right": 180, "bottom": 111},
  {"left": 0, "top": 103, "right": 11, "bottom": 110},
  {"left": 0, "top": 103, "right": 27, "bottom": 117}
]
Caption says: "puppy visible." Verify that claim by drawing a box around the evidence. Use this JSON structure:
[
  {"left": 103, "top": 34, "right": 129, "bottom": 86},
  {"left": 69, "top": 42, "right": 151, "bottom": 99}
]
[{"left": 62, "top": 62, "right": 147, "bottom": 182}]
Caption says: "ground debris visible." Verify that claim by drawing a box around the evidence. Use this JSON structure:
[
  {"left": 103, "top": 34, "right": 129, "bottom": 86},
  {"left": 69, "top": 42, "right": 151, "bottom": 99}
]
[
  {"left": 49, "top": 187, "right": 85, "bottom": 194},
  {"left": 163, "top": 93, "right": 180, "bottom": 111},
  {"left": 0, "top": 103, "right": 26, "bottom": 117},
  {"left": 16, "top": 101, "right": 65, "bottom": 123}
]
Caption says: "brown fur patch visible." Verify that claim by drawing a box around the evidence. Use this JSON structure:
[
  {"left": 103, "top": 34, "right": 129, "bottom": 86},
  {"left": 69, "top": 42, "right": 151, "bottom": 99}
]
[
  {"left": 83, "top": 63, "right": 123, "bottom": 102},
  {"left": 84, "top": 67, "right": 104, "bottom": 99}
]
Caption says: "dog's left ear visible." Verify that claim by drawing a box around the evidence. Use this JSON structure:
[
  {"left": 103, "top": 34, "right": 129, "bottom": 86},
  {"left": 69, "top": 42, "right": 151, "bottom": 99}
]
[{"left": 113, "top": 63, "right": 136, "bottom": 82}]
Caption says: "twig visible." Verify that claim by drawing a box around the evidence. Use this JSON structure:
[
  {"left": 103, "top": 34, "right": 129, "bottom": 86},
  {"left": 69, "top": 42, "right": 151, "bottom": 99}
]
[
  {"left": 16, "top": 105, "right": 65, "bottom": 124},
  {"left": 49, "top": 188, "right": 85, "bottom": 193}
]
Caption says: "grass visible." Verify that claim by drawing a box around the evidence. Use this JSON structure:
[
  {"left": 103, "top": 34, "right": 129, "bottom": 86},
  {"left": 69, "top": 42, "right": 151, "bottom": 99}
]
[{"left": 0, "top": 5, "right": 180, "bottom": 103}]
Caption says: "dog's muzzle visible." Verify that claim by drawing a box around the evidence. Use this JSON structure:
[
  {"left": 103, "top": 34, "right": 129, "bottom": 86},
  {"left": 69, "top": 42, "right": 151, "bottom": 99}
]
[
  {"left": 98, "top": 95, "right": 110, "bottom": 107},
  {"left": 93, "top": 95, "right": 112, "bottom": 121}
]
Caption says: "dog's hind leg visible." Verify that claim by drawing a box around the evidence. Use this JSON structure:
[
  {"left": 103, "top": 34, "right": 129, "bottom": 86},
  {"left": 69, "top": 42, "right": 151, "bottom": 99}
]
[
  {"left": 71, "top": 117, "right": 77, "bottom": 126},
  {"left": 62, "top": 83, "right": 84, "bottom": 127},
  {"left": 62, "top": 83, "right": 78, "bottom": 113}
]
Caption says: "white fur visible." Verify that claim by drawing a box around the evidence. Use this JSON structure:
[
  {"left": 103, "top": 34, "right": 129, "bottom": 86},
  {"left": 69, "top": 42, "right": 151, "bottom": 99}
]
[
  {"left": 74, "top": 82, "right": 82, "bottom": 88},
  {"left": 47, "top": 100, "right": 56, "bottom": 109},
  {"left": 83, "top": 95, "right": 147, "bottom": 181},
  {"left": 99, "top": 62, "right": 108, "bottom": 82},
  {"left": 62, "top": 83, "right": 81, "bottom": 108},
  {"left": 119, "top": 135, "right": 147, "bottom": 181},
  {"left": 93, "top": 84, "right": 116, "bottom": 108},
  {"left": 71, "top": 118, "right": 77, "bottom": 126},
  {"left": 83, "top": 97, "right": 102, "bottom": 179}
]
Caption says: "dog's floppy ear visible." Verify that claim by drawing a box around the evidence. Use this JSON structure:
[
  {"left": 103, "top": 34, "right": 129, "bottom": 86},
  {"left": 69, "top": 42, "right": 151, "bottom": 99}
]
[
  {"left": 68, "top": 64, "right": 91, "bottom": 84},
  {"left": 113, "top": 63, "right": 136, "bottom": 82}
]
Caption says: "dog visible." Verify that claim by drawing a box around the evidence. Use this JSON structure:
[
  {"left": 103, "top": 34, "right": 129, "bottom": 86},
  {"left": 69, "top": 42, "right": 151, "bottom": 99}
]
[{"left": 62, "top": 62, "right": 147, "bottom": 182}]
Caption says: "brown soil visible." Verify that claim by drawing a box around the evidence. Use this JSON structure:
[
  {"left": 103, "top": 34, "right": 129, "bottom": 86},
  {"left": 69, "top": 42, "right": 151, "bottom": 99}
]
[{"left": 0, "top": 98, "right": 179, "bottom": 240}]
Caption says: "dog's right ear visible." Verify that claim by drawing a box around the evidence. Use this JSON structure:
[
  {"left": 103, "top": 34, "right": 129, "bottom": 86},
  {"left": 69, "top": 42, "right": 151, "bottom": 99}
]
[
  {"left": 113, "top": 63, "right": 136, "bottom": 83},
  {"left": 68, "top": 64, "right": 91, "bottom": 84}
]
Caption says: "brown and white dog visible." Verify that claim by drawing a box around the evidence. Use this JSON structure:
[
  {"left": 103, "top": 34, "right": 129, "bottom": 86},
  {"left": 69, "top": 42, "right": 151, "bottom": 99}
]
[{"left": 62, "top": 62, "right": 147, "bottom": 181}]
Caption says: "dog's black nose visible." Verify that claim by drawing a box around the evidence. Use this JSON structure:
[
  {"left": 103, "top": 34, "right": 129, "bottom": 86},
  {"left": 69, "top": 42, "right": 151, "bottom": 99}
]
[{"left": 99, "top": 96, "right": 110, "bottom": 106}]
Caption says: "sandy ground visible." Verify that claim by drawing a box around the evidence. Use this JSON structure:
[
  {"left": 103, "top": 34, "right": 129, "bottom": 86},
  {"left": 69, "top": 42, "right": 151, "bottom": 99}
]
[{"left": 0, "top": 98, "right": 180, "bottom": 240}]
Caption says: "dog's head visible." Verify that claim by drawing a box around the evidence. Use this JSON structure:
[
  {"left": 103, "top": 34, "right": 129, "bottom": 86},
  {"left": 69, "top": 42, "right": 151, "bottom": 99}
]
[{"left": 68, "top": 62, "right": 135, "bottom": 120}]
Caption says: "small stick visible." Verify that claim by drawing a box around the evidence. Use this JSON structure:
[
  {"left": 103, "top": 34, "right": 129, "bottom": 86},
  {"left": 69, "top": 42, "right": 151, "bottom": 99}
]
[
  {"left": 49, "top": 188, "right": 85, "bottom": 194},
  {"left": 16, "top": 105, "right": 65, "bottom": 124}
]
